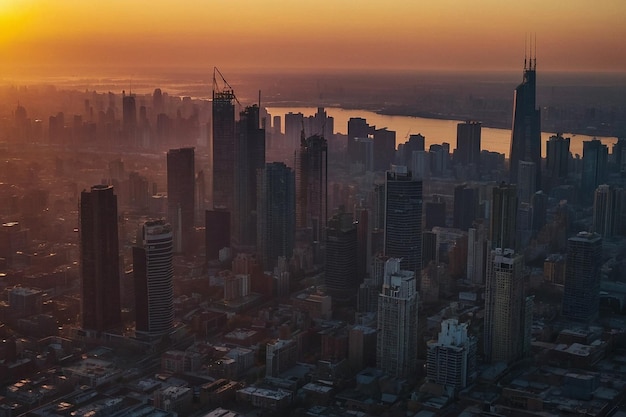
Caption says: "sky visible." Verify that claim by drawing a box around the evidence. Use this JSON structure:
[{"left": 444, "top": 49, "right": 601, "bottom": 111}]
[{"left": 1, "top": 0, "right": 625, "bottom": 78}]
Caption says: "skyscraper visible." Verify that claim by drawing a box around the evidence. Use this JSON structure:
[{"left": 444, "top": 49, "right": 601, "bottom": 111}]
[
  {"left": 545, "top": 133, "right": 570, "bottom": 188},
  {"left": 490, "top": 183, "right": 517, "bottom": 250},
  {"left": 167, "top": 147, "right": 195, "bottom": 253},
  {"left": 212, "top": 85, "right": 236, "bottom": 211},
  {"left": 257, "top": 162, "right": 295, "bottom": 270},
  {"left": 593, "top": 185, "right": 615, "bottom": 238},
  {"left": 325, "top": 211, "right": 358, "bottom": 300},
  {"left": 453, "top": 183, "right": 479, "bottom": 231},
  {"left": 122, "top": 91, "right": 137, "bottom": 146},
  {"left": 80, "top": 185, "right": 121, "bottom": 332},
  {"left": 581, "top": 139, "right": 608, "bottom": 197},
  {"left": 384, "top": 165, "right": 423, "bottom": 274},
  {"left": 373, "top": 128, "right": 396, "bottom": 172},
  {"left": 205, "top": 210, "right": 231, "bottom": 262},
  {"left": 483, "top": 248, "right": 527, "bottom": 363},
  {"left": 296, "top": 134, "right": 328, "bottom": 247},
  {"left": 562, "top": 232, "right": 602, "bottom": 322},
  {"left": 509, "top": 55, "right": 541, "bottom": 189},
  {"left": 517, "top": 160, "right": 536, "bottom": 205},
  {"left": 233, "top": 105, "right": 265, "bottom": 248},
  {"left": 347, "top": 117, "right": 371, "bottom": 165},
  {"left": 377, "top": 258, "right": 418, "bottom": 378},
  {"left": 133, "top": 220, "right": 174, "bottom": 339},
  {"left": 455, "top": 121, "right": 481, "bottom": 167}
]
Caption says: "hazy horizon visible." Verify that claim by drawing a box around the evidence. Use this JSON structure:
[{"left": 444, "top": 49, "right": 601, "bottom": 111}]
[{"left": 1, "top": 1, "right": 625, "bottom": 80}]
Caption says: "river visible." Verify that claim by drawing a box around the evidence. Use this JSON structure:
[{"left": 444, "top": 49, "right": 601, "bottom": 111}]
[{"left": 266, "top": 106, "right": 618, "bottom": 158}]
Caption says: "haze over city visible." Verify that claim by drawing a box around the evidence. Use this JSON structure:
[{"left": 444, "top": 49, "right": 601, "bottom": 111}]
[{"left": 1, "top": 0, "right": 626, "bottom": 78}]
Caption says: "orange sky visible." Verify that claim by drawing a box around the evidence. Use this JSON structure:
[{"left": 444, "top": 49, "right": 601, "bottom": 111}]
[{"left": 1, "top": 0, "right": 625, "bottom": 78}]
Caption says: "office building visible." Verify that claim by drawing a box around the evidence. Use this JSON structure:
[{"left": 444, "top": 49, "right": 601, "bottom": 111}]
[
  {"left": 205, "top": 210, "right": 230, "bottom": 262},
  {"left": 546, "top": 133, "right": 570, "bottom": 187},
  {"left": 426, "top": 319, "right": 477, "bottom": 393},
  {"left": 455, "top": 121, "right": 481, "bottom": 167},
  {"left": 347, "top": 117, "right": 371, "bottom": 165},
  {"left": 517, "top": 161, "right": 536, "bottom": 205},
  {"left": 122, "top": 91, "right": 137, "bottom": 146},
  {"left": 233, "top": 105, "right": 265, "bottom": 248},
  {"left": 376, "top": 258, "right": 418, "bottom": 378},
  {"left": 403, "top": 133, "right": 426, "bottom": 168},
  {"left": 453, "top": 184, "right": 479, "bottom": 231},
  {"left": 257, "top": 162, "right": 295, "bottom": 270},
  {"left": 592, "top": 185, "right": 615, "bottom": 238},
  {"left": 284, "top": 112, "right": 304, "bottom": 153},
  {"left": 384, "top": 165, "right": 423, "bottom": 274},
  {"left": 509, "top": 54, "right": 541, "bottom": 189},
  {"left": 467, "top": 226, "right": 488, "bottom": 285},
  {"left": 483, "top": 248, "right": 527, "bottom": 364},
  {"left": 266, "top": 339, "right": 297, "bottom": 378},
  {"left": 490, "top": 183, "right": 517, "bottom": 250},
  {"left": 373, "top": 128, "right": 396, "bottom": 171},
  {"left": 325, "top": 211, "right": 358, "bottom": 300},
  {"left": 296, "top": 134, "right": 328, "bottom": 247},
  {"left": 212, "top": 86, "right": 236, "bottom": 211},
  {"left": 167, "top": 148, "right": 195, "bottom": 253},
  {"left": 581, "top": 139, "right": 608, "bottom": 197},
  {"left": 134, "top": 220, "right": 174, "bottom": 339},
  {"left": 80, "top": 185, "right": 121, "bottom": 332},
  {"left": 562, "top": 232, "right": 602, "bottom": 322}
]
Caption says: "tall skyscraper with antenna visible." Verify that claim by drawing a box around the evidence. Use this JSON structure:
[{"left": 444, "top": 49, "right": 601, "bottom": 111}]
[{"left": 509, "top": 38, "right": 541, "bottom": 189}]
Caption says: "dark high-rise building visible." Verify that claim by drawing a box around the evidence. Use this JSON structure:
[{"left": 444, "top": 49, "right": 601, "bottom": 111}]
[
  {"left": 134, "top": 220, "right": 174, "bottom": 339},
  {"left": 167, "top": 147, "right": 195, "bottom": 253},
  {"left": 425, "top": 195, "right": 446, "bottom": 230},
  {"left": 546, "top": 134, "right": 570, "bottom": 187},
  {"left": 233, "top": 105, "right": 265, "bottom": 248},
  {"left": 490, "top": 183, "right": 517, "bottom": 250},
  {"left": 284, "top": 112, "right": 304, "bottom": 154},
  {"left": 517, "top": 161, "right": 536, "bottom": 205},
  {"left": 325, "top": 211, "right": 358, "bottom": 300},
  {"left": 483, "top": 248, "right": 529, "bottom": 364},
  {"left": 296, "top": 134, "right": 328, "bottom": 247},
  {"left": 205, "top": 210, "right": 230, "bottom": 262},
  {"left": 212, "top": 87, "right": 236, "bottom": 211},
  {"left": 403, "top": 134, "right": 426, "bottom": 168},
  {"left": 80, "top": 185, "right": 121, "bottom": 332},
  {"left": 122, "top": 91, "right": 137, "bottom": 145},
  {"left": 581, "top": 139, "right": 608, "bottom": 197},
  {"left": 347, "top": 117, "right": 371, "bottom": 165},
  {"left": 453, "top": 184, "right": 479, "bottom": 231},
  {"left": 509, "top": 56, "right": 541, "bottom": 189},
  {"left": 562, "top": 232, "right": 602, "bottom": 322},
  {"left": 593, "top": 185, "right": 616, "bottom": 238},
  {"left": 384, "top": 166, "right": 423, "bottom": 274},
  {"left": 455, "top": 121, "right": 481, "bottom": 167},
  {"left": 373, "top": 128, "right": 396, "bottom": 172},
  {"left": 257, "top": 162, "right": 295, "bottom": 270}
]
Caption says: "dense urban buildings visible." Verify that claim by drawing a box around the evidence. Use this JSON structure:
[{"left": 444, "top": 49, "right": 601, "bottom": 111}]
[{"left": 79, "top": 184, "right": 121, "bottom": 333}]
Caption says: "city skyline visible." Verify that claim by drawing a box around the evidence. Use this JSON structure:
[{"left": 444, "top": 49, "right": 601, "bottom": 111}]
[{"left": 1, "top": 1, "right": 625, "bottom": 79}]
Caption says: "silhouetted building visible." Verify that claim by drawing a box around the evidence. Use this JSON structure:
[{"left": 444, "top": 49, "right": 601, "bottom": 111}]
[
  {"left": 593, "top": 185, "right": 616, "bottom": 238},
  {"left": 581, "top": 139, "right": 608, "bottom": 198},
  {"left": 122, "top": 91, "right": 137, "bottom": 146},
  {"left": 377, "top": 258, "right": 418, "bottom": 378},
  {"left": 257, "top": 162, "right": 295, "bottom": 270},
  {"left": 384, "top": 166, "right": 423, "bottom": 274},
  {"left": 296, "top": 134, "right": 328, "bottom": 251},
  {"left": 562, "top": 232, "right": 602, "bottom": 322},
  {"left": 455, "top": 121, "right": 481, "bottom": 167},
  {"left": 373, "top": 128, "right": 396, "bottom": 171},
  {"left": 490, "top": 183, "right": 517, "bottom": 250},
  {"left": 347, "top": 117, "right": 371, "bottom": 165},
  {"left": 285, "top": 112, "right": 304, "bottom": 152},
  {"left": 134, "top": 220, "right": 174, "bottom": 339},
  {"left": 212, "top": 87, "right": 236, "bottom": 211},
  {"left": 467, "top": 226, "right": 488, "bottom": 285},
  {"left": 233, "top": 105, "right": 265, "bottom": 248},
  {"left": 453, "top": 184, "right": 479, "bottom": 231},
  {"left": 546, "top": 134, "right": 570, "bottom": 188},
  {"left": 425, "top": 195, "right": 446, "bottom": 230},
  {"left": 325, "top": 211, "right": 358, "bottom": 301},
  {"left": 403, "top": 134, "right": 426, "bottom": 168},
  {"left": 509, "top": 55, "right": 541, "bottom": 189},
  {"left": 517, "top": 161, "right": 536, "bottom": 205},
  {"left": 484, "top": 248, "right": 528, "bottom": 364},
  {"left": 80, "top": 185, "right": 121, "bottom": 332},
  {"left": 167, "top": 148, "right": 195, "bottom": 253},
  {"left": 205, "top": 210, "right": 231, "bottom": 262}
]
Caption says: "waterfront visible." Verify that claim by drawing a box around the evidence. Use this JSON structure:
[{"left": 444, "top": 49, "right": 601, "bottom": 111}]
[{"left": 266, "top": 106, "right": 618, "bottom": 158}]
